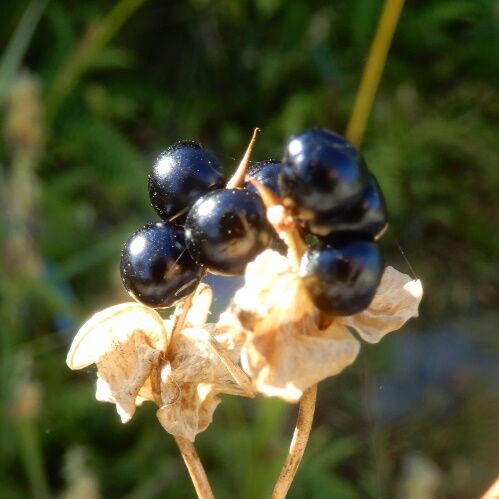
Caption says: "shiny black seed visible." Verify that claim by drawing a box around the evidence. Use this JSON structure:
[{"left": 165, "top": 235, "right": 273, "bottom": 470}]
[
  {"left": 120, "top": 222, "right": 202, "bottom": 308},
  {"left": 148, "top": 141, "right": 226, "bottom": 222},
  {"left": 245, "top": 160, "right": 282, "bottom": 196},
  {"left": 300, "top": 240, "right": 382, "bottom": 315},
  {"left": 311, "top": 173, "right": 388, "bottom": 239},
  {"left": 185, "top": 188, "right": 273, "bottom": 276},
  {"left": 279, "top": 128, "right": 368, "bottom": 221}
]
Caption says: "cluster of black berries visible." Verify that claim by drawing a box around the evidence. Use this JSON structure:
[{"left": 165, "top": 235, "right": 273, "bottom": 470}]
[
  {"left": 120, "top": 141, "right": 273, "bottom": 308},
  {"left": 119, "top": 128, "right": 387, "bottom": 316},
  {"left": 279, "top": 129, "right": 387, "bottom": 315}
]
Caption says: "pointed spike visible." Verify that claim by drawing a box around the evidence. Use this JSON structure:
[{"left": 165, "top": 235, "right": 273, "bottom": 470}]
[{"left": 226, "top": 127, "right": 261, "bottom": 189}]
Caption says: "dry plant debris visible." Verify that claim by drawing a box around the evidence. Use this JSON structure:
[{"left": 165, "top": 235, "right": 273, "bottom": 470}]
[
  {"left": 218, "top": 249, "right": 423, "bottom": 402},
  {"left": 66, "top": 284, "right": 255, "bottom": 441}
]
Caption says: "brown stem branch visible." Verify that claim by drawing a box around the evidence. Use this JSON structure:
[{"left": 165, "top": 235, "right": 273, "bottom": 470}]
[
  {"left": 249, "top": 178, "right": 318, "bottom": 498},
  {"left": 271, "top": 386, "right": 318, "bottom": 499},
  {"left": 175, "top": 436, "right": 215, "bottom": 499},
  {"left": 166, "top": 286, "right": 196, "bottom": 356},
  {"left": 168, "top": 127, "right": 261, "bottom": 496}
]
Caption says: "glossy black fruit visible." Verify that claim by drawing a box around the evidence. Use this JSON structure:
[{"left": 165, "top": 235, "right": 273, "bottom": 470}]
[
  {"left": 185, "top": 188, "right": 273, "bottom": 275},
  {"left": 310, "top": 174, "right": 388, "bottom": 239},
  {"left": 279, "top": 128, "right": 368, "bottom": 221},
  {"left": 245, "top": 160, "right": 282, "bottom": 196},
  {"left": 148, "top": 141, "right": 226, "bottom": 222},
  {"left": 120, "top": 222, "right": 202, "bottom": 308},
  {"left": 300, "top": 240, "right": 382, "bottom": 315}
]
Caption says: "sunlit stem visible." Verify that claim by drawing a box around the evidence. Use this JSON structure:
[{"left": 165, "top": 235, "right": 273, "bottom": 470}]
[
  {"left": 166, "top": 278, "right": 200, "bottom": 357},
  {"left": 247, "top": 178, "right": 316, "bottom": 496},
  {"left": 226, "top": 127, "right": 261, "bottom": 188},
  {"left": 167, "top": 128, "right": 262, "bottom": 495},
  {"left": 345, "top": 0, "right": 406, "bottom": 147},
  {"left": 175, "top": 436, "right": 215, "bottom": 499},
  {"left": 270, "top": 386, "right": 317, "bottom": 499}
]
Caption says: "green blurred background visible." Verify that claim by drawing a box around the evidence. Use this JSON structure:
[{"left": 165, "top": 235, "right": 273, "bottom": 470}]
[{"left": 1, "top": 0, "right": 498, "bottom": 497}]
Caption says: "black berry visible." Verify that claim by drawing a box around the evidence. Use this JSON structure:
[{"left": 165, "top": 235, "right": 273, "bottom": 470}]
[
  {"left": 148, "top": 141, "right": 226, "bottom": 222},
  {"left": 279, "top": 128, "right": 368, "bottom": 221},
  {"left": 310, "top": 174, "right": 388, "bottom": 239},
  {"left": 245, "top": 160, "right": 282, "bottom": 196},
  {"left": 185, "top": 188, "right": 273, "bottom": 275},
  {"left": 300, "top": 240, "right": 382, "bottom": 315},
  {"left": 120, "top": 222, "right": 202, "bottom": 308}
]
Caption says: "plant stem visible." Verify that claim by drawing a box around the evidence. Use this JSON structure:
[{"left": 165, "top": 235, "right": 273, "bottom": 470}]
[
  {"left": 270, "top": 386, "right": 317, "bottom": 499},
  {"left": 166, "top": 280, "right": 201, "bottom": 355},
  {"left": 255, "top": 184, "right": 316, "bottom": 498},
  {"left": 175, "top": 436, "right": 215, "bottom": 499},
  {"left": 345, "top": 0, "right": 406, "bottom": 147},
  {"left": 271, "top": 2, "right": 407, "bottom": 495},
  {"left": 168, "top": 130, "right": 262, "bottom": 496}
]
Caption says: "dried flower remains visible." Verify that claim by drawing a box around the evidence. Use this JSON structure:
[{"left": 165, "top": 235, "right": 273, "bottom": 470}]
[
  {"left": 218, "top": 249, "right": 423, "bottom": 402},
  {"left": 66, "top": 284, "right": 255, "bottom": 441}
]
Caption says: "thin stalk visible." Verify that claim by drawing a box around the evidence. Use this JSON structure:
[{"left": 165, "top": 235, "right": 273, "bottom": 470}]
[
  {"left": 345, "top": 0, "right": 406, "bottom": 147},
  {"left": 270, "top": 386, "right": 317, "bottom": 499},
  {"left": 175, "top": 437, "right": 215, "bottom": 499},
  {"left": 168, "top": 129, "right": 261, "bottom": 497},
  {"left": 166, "top": 276, "right": 203, "bottom": 355},
  {"left": 249, "top": 178, "right": 316, "bottom": 498},
  {"left": 269, "top": 245, "right": 315, "bottom": 497},
  {"left": 271, "top": 1, "right": 406, "bottom": 495}
]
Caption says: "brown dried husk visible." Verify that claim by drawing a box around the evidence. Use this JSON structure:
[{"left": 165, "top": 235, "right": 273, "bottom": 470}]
[
  {"left": 220, "top": 250, "right": 423, "bottom": 402},
  {"left": 342, "top": 265, "right": 423, "bottom": 343},
  {"left": 66, "top": 284, "right": 255, "bottom": 439}
]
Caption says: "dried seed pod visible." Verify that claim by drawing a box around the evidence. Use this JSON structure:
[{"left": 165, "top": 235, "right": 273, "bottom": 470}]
[
  {"left": 219, "top": 250, "right": 423, "bottom": 402},
  {"left": 66, "top": 284, "right": 255, "bottom": 439}
]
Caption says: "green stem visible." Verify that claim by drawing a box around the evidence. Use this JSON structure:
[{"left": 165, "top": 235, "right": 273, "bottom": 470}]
[{"left": 345, "top": 0, "right": 406, "bottom": 147}]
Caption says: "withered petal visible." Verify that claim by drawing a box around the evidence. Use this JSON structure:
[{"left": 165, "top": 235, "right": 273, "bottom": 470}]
[
  {"left": 242, "top": 320, "right": 360, "bottom": 402},
  {"left": 66, "top": 303, "right": 167, "bottom": 370},
  {"left": 169, "top": 326, "right": 256, "bottom": 398},
  {"left": 156, "top": 382, "right": 221, "bottom": 441},
  {"left": 95, "top": 331, "right": 161, "bottom": 423},
  {"left": 221, "top": 250, "right": 361, "bottom": 402},
  {"left": 342, "top": 266, "right": 423, "bottom": 343}
]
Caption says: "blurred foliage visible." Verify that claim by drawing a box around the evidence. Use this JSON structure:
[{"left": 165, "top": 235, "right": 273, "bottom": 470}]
[{"left": 0, "top": 0, "right": 498, "bottom": 498}]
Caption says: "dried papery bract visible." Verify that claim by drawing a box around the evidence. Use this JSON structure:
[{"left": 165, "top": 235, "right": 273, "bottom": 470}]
[
  {"left": 67, "top": 303, "right": 167, "bottom": 423},
  {"left": 342, "top": 265, "right": 424, "bottom": 343},
  {"left": 66, "top": 283, "right": 255, "bottom": 440},
  {"left": 221, "top": 249, "right": 423, "bottom": 401}
]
